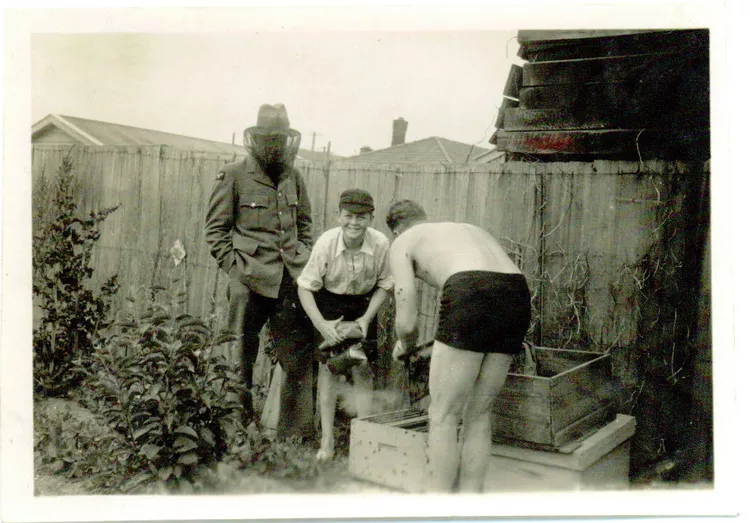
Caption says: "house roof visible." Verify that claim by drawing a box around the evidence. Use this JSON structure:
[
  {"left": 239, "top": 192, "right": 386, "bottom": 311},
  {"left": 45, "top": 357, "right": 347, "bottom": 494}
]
[
  {"left": 344, "top": 136, "right": 490, "bottom": 164},
  {"left": 31, "top": 114, "right": 337, "bottom": 164},
  {"left": 296, "top": 148, "right": 341, "bottom": 162},
  {"left": 32, "top": 114, "right": 248, "bottom": 155}
]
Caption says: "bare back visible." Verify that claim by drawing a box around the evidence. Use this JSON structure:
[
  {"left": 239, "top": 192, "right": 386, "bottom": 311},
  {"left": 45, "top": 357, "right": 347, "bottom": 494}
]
[{"left": 392, "top": 222, "right": 521, "bottom": 289}]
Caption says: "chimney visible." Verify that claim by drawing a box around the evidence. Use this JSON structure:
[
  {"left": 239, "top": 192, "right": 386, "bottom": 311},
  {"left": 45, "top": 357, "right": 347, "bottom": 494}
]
[
  {"left": 360, "top": 146, "right": 373, "bottom": 154},
  {"left": 391, "top": 117, "right": 408, "bottom": 146}
]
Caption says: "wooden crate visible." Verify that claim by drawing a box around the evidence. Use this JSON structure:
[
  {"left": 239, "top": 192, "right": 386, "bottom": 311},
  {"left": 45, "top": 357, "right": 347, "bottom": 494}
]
[
  {"left": 492, "top": 347, "right": 617, "bottom": 449},
  {"left": 349, "top": 409, "right": 429, "bottom": 493},
  {"left": 349, "top": 410, "right": 635, "bottom": 493}
]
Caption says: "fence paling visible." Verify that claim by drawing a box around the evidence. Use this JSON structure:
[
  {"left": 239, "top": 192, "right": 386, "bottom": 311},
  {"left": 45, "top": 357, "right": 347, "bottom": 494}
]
[{"left": 31, "top": 144, "right": 705, "bottom": 389}]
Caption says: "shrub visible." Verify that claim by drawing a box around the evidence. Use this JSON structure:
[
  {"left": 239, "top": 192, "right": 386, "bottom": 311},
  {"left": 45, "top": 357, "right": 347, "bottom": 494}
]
[
  {"left": 80, "top": 284, "right": 242, "bottom": 490},
  {"left": 33, "top": 153, "right": 119, "bottom": 397},
  {"left": 225, "top": 428, "right": 321, "bottom": 481},
  {"left": 34, "top": 398, "right": 131, "bottom": 492}
]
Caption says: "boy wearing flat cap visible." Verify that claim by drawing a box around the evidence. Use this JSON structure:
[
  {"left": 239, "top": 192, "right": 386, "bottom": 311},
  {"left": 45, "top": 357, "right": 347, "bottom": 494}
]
[{"left": 297, "top": 189, "right": 394, "bottom": 461}]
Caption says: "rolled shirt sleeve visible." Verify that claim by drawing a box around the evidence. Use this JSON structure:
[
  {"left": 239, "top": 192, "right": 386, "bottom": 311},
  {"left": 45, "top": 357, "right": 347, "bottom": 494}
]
[{"left": 296, "top": 240, "right": 327, "bottom": 292}]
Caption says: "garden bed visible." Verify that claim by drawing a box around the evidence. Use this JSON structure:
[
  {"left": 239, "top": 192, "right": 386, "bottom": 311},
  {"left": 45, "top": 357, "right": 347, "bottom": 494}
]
[{"left": 33, "top": 398, "right": 394, "bottom": 496}]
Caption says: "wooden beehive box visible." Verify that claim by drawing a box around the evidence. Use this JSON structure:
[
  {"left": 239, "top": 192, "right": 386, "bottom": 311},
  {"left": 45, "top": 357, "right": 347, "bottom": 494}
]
[
  {"left": 349, "top": 410, "right": 429, "bottom": 493},
  {"left": 349, "top": 410, "right": 633, "bottom": 493},
  {"left": 492, "top": 347, "right": 617, "bottom": 449}
]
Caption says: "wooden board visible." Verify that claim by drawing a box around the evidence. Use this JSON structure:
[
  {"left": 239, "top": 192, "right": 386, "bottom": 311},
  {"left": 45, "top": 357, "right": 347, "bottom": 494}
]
[
  {"left": 492, "top": 348, "right": 615, "bottom": 447},
  {"left": 495, "top": 97, "right": 520, "bottom": 128},
  {"left": 501, "top": 106, "right": 710, "bottom": 132},
  {"left": 550, "top": 353, "right": 615, "bottom": 433},
  {"left": 517, "top": 29, "right": 662, "bottom": 43},
  {"left": 349, "top": 411, "right": 429, "bottom": 493},
  {"left": 517, "top": 29, "right": 708, "bottom": 62},
  {"left": 519, "top": 82, "right": 632, "bottom": 110},
  {"left": 503, "top": 64, "right": 523, "bottom": 99},
  {"left": 522, "top": 52, "right": 680, "bottom": 87},
  {"left": 494, "top": 129, "right": 710, "bottom": 160}
]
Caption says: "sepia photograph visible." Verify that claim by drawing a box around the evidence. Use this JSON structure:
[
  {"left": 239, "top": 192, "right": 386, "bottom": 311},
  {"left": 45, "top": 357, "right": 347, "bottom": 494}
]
[{"left": 1, "top": 2, "right": 739, "bottom": 522}]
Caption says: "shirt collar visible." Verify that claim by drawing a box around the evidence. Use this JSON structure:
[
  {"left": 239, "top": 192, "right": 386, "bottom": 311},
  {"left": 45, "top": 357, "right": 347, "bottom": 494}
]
[{"left": 335, "top": 229, "right": 375, "bottom": 257}]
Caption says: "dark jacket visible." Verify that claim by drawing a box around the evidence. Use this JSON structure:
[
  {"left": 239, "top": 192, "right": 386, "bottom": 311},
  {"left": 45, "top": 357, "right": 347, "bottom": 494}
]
[{"left": 205, "top": 155, "right": 313, "bottom": 298}]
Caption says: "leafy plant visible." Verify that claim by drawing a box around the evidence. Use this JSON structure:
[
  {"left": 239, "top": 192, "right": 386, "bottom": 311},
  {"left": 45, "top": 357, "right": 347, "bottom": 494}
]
[
  {"left": 32, "top": 153, "right": 120, "bottom": 397},
  {"left": 34, "top": 399, "right": 127, "bottom": 492},
  {"left": 81, "top": 284, "right": 242, "bottom": 490},
  {"left": 225, "top": 426, "right": 321, "bottom": 481}
]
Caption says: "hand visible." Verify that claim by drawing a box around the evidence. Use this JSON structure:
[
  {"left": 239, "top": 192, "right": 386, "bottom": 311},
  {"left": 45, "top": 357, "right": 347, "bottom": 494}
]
[
  {"left": 316, "top": 316, "right": 345, "bottom": 346},
  {"left": 353, "top": 317, "right": 369, "bottom": 339}
]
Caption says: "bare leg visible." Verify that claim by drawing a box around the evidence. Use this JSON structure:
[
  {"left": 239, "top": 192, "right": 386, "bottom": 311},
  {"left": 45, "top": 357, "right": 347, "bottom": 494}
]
[
  {"left": 351, "top": 363, "right": 374, "bottom": 418},
  {"left": 317, "top": 363, "right": 336, "bottom": 461},
  {"left": 426, "top": 341, "right": 484, "bottom": 492},
  {"left": 458, "top": 352, "right": 512, "bottom": 493}
]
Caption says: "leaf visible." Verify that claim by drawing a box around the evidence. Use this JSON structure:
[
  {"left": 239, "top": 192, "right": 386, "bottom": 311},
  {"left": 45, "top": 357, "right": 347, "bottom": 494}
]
[
  {"left": 174, "top": 436, "right": 198, "bottom": 452},
  {"left": 174, "top": 465, "right": 183, "bottom": 478},
  {"left": 132, "top": 422, "right": 161, "bottom": 440},
  {"left": 140, "top": 444, "right": 162, "bottom": 460},
  {"left": 177, "top": 453, "right": 199, "bottom": 465},
  {"left": 158, "top": 466, "right": 173, "bottom": 481},
  {"left": 174, "top": 425, "right": 198, "bottom": 439},
  {"left": 200, "top": 427, "right": 216, "bottom": 446}
]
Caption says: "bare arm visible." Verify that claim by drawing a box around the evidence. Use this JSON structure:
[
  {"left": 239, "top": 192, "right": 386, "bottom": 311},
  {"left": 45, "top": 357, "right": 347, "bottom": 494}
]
[
  {"left": 297, "top": 286, "right": 344, "bottom": 346},
  {"left": 354, "top": 287, "right": 389, "bottom": 337},
  {"left": 389, "top": 241, "right": 419, "bottom": 355}
]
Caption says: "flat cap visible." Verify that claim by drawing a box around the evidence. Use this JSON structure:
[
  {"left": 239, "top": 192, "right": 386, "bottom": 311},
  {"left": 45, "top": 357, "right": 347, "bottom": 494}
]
[{"left": 339, "top": 188, "right": 374, "bottom": 214}]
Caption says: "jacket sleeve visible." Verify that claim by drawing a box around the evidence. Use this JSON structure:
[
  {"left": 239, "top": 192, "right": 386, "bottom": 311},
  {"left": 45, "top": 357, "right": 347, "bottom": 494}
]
[
  {"left": 204, "top": 167, "right": 236, "bottom": 273},
  {"left": 295, "top": 171, "right": 314, "bottom": 249}
]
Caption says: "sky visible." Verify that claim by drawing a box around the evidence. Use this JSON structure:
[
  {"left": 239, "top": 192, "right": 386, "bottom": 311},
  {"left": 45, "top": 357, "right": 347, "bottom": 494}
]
[{"left": 31, "top": 31, "right": 521, "bottom": 157}]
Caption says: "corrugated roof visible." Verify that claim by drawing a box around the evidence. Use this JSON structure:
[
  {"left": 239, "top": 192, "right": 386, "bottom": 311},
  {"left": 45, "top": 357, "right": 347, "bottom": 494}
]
[
  {"left": 296, "top": 148, "right": 342, "bottom": 162},
  {"left": 344, "top": 137, "right": 490, "bottom": 164},
  {"left": 37, "top": 114, "right": 249, "bottom": 155},
  {"left": 31, "top": 115, "right": 332, "bottom": 164}
]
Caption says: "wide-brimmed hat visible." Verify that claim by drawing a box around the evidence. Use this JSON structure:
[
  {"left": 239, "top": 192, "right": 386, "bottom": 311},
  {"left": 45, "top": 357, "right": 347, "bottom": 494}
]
[
  {"left": 247, "top": 103, "right": 295, "bottom": 133},
  {"left": 339, "top": 189, "right": 375, "bottom": 214}
]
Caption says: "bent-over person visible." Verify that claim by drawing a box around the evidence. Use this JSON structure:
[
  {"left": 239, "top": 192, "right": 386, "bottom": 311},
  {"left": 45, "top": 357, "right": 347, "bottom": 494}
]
[
  {"left": 386, "top": 200, "right": 531, "bottom": 493},
  {"left": 297, "top": 189, "right": 393, "bottom": 461}
]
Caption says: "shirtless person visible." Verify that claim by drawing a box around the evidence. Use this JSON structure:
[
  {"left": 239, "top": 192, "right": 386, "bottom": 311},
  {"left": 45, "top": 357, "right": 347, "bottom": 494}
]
[{"left": 386, "top": 200, "right": 531, "bottom": 493}]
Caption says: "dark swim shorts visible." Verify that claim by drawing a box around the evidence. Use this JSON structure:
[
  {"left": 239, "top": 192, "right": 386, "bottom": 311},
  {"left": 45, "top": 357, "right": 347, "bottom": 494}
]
[{"left": 435, "top": 271, "right": 531, "bottom": 354}]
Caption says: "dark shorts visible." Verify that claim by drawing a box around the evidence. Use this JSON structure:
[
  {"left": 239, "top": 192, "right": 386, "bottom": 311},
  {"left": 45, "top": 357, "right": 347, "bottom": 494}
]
[
  {"left": 314, "top": 289, "right": 378, "bottom": 363},
  {"left": 435, "top": 271, "right": 531, "bottom": 354}
]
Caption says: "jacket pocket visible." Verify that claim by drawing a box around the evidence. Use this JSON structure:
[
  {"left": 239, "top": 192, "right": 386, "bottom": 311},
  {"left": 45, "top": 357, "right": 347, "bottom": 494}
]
[
  {"left": 238, "top": 194, "right": 270, "bottom": 229},
  {"left": 285, "top": 190, "right": 299, "bottom": 226}
]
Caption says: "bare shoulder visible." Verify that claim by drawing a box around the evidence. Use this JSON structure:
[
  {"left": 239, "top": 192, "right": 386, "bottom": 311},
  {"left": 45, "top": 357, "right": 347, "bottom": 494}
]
[{"left": 367, "top": 227, "right": 391, "bottom": 246}]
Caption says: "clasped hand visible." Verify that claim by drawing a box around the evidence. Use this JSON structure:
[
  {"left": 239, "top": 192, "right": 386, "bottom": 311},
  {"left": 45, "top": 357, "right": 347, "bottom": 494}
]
[{"left": 316, "top": 316, "right": 368, "bottom": 347}]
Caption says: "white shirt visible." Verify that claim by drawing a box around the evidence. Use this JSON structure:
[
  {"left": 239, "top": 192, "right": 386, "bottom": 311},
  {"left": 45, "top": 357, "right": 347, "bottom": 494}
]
[{"left": 297, "top": 227, "right": 394, "bottom": 295}]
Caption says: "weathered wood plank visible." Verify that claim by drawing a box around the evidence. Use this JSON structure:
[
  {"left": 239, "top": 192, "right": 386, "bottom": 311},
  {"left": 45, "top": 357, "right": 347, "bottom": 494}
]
[
  {"left": 503, "top": 64, "right": 523, "bottom": 99},
  {"left": 504, "top": 108, "right": 612, "bottom": 131},
  {"left": 517, "top": 29, "right": 708, "bottom": 62},
  {"left": 522, "top": 52, "right": 679, "bottom": 87},
  {"left": 494, "top": 129, "right": 710, "bottom": 159},
  {"left": 550, "top": 354, "right": 615, "bottom": 432},
  {"left": 519, "top": 82, "right": 631, "bottom": 110},
  {"left": 495, "top": 97, "right": 520, "bottom": 129},
  {"left": 493, "top": 375, "right": 552, "bottom": 444},
  {"left": 517, "top": 29, "right": 662, "bottom": 43}
]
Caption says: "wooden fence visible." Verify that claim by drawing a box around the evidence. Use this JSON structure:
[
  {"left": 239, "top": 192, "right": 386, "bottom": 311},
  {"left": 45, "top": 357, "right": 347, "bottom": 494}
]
[{"left": 31, "top": 144, "right": 708, "bottom": 382}]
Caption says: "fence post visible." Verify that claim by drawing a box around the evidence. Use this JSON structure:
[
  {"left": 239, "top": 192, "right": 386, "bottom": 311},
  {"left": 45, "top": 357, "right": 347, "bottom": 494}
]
[{"left": 535, "top": 166, "right": 546, "bottom": 346}]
